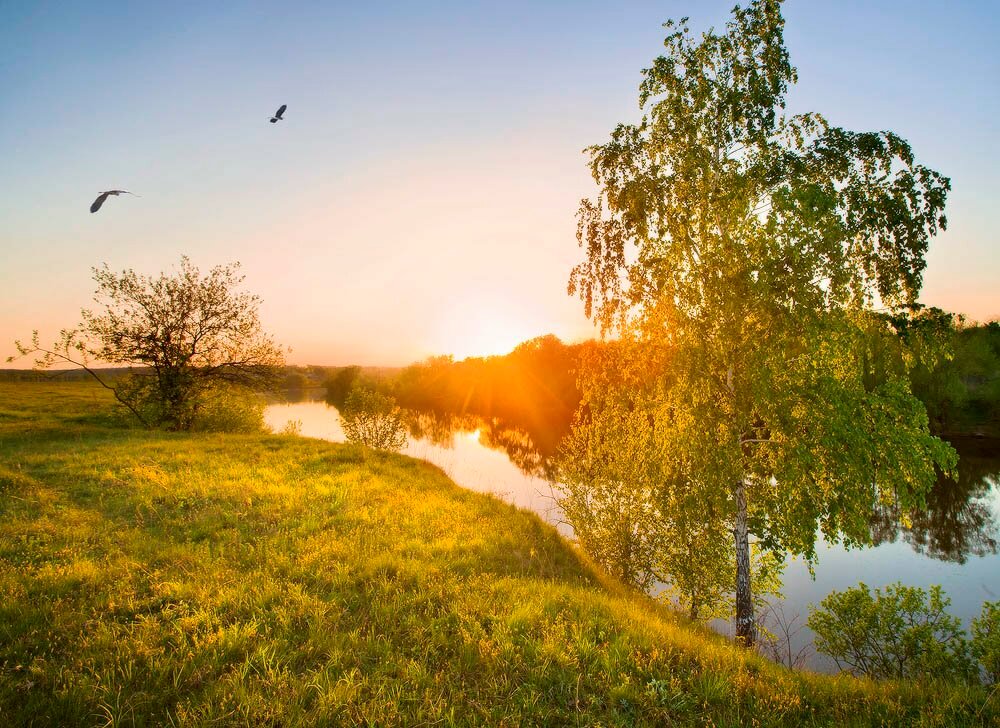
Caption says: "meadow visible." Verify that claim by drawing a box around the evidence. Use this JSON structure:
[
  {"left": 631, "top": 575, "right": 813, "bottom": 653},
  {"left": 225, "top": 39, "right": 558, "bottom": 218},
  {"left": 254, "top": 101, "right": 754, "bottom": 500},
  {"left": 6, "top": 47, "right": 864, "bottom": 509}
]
[{"left": 1, "top": 381, "right": 996, "bottom": 726}]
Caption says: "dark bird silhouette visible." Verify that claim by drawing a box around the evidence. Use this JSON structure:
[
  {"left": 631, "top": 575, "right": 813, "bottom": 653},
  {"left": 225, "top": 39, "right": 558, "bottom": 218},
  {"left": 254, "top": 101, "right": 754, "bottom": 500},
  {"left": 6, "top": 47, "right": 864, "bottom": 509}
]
[
  {"left": 270, "top": 104, "right": 287, "bottom": 123},
  {"left": 90, "top": 190, "right": 138, "bottom": 213}
]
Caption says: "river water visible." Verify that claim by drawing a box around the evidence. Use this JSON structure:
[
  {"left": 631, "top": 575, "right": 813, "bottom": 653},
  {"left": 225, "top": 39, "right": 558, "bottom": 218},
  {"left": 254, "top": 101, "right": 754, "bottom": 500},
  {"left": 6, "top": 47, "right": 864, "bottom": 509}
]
[{"left": 264, "top": 397, "right": 1000, "bottom": 672}]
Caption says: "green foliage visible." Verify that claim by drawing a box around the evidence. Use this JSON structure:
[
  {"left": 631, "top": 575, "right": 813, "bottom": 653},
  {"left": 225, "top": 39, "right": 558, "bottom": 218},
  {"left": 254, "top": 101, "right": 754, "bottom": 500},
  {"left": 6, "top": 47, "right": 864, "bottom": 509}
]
[
  {"left": 189, "top": 384, "right": 267, "bottom": 433},
  {"left": 555, "top": 340, "right": 665, "bottom": 591},
  {"left": 807, "top": 583, "right": 976, "bottom": 682},
  {"left": 557, "top": 339, "right": 783, "bottom": 621},
  {"left": 565, "top": 0, "right": 955, "bottom": 645},
  {"left": 323, "top": 365, "right": 362, "bottom": 407},
  {"left": 1, "top": 382, "right": 996, "bottom": 725},
  {"left": 282, "top": 369, "right": 311, "bottom": 391},
  {"left": 910, "top": 319, "right": 1000, "bottom": 437},
  {"left": 340, "top": 387, "right": 408, "bottom": 452},
  {"left": 971, "top": 601, "right": 1000, "bottom": 684},
  {"left": 9, "top": 257, "right": 284, "bottom": 431},
  {"left": 106, "top": 375, "right": 267, "bottom": 434}
]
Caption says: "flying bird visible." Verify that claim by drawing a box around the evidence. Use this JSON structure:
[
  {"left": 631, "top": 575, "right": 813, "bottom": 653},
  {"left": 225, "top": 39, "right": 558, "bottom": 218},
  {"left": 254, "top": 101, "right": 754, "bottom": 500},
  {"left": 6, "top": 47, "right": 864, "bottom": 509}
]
[
  {"left": 90, "top": 190, "right": 138, "bottom": 213},
  {"left": 270, "top": 104, "right": 287, "bottom": 123}
]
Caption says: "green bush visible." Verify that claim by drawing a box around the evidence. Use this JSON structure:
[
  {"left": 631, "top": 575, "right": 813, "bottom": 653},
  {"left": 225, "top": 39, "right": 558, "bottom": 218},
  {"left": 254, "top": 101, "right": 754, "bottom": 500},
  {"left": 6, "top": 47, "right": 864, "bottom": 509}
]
[
  {"left": 807, "top": 582, "right": 975, "bottom": 682},
  {"left": 106, "top": 375, "right": 266, "bottom": 433},
  {"left": 339, "top": 387, "right": 407, "bottom": 452},
  {"left": 971, "top": 600, "right": 1000, "bottom": 684},
  {"left": 189, "top": 384, "right": 266, "bottom": 433}
]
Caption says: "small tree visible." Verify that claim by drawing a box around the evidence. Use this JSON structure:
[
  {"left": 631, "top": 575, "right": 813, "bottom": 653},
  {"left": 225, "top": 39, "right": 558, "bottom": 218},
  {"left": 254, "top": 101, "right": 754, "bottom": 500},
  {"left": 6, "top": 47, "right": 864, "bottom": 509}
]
[
  {"left": 807, "top": 582, "right": 975, "bottom": 681},
  {"left": 10, "top": 257, "right": 284, "bottom": 430},
  {"left": 971, "top": 600, "right": 1000, "bottom": 685},
  {"left": 340, "top": 387, "right": 408, "bottom": 452},
  {"left": 757, "top": 601, "right": 812, "bottom": 670}
]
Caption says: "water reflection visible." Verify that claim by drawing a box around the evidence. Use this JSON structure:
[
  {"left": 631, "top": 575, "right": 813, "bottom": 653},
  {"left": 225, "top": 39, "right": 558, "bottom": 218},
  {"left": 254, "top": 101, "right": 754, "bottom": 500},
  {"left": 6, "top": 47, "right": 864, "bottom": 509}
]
[
  {"left": 870, "top": 437, "right": 1000, "bottom": 563},
  {"left": 403, "top": 410, "right": 558, "bottom": 479},
  {"left": 266, "top": 387, "right": 325, "bottom": 405},
  {"left": 268, "top": 395, "right": 1000, "bottom": 566},
  {"left": 263, "top": 399, "right": 567, "bottom": 529}
]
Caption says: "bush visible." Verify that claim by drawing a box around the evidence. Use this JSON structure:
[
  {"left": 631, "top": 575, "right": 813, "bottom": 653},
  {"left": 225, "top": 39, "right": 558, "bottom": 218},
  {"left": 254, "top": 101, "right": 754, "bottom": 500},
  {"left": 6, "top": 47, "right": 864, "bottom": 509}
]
[
  {"left": 107, "top": 377, "right": 266, "bottom": 433},
  {"left": 189, "top": 384, "right": 266, "bottom": 433},
  {"left": 276, "top": 419, "right": 303, "bottom": 436},
  {"left": 972, "top": 600, "right": 1000, "bottom": 684},
  {"left": 807, "top": 582, "right": 975, "bottom": 682},
  {"left": 339, "top": 387, "right": 407, "bottom": 452}
]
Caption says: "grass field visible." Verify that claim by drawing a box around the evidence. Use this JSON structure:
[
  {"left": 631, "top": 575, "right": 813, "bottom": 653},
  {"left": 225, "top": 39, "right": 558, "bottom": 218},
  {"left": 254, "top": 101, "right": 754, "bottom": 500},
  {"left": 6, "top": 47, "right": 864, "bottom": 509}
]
[{"left": 0, "top": 382, "right": 996, "bottom": 726}]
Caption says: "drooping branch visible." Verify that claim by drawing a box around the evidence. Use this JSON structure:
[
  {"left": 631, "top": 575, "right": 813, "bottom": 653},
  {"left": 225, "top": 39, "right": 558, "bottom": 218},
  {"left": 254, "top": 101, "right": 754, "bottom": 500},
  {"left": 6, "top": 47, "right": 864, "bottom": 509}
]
[{"left": 9, "top": 336, "right": 151, "bottom": 427}]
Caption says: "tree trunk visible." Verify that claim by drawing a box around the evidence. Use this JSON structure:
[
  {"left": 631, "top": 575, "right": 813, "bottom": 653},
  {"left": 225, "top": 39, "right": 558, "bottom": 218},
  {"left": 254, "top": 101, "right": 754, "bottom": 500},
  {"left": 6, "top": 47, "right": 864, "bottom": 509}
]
[{"left": 734, "top": 478, "right": 755, "bottom": 648}]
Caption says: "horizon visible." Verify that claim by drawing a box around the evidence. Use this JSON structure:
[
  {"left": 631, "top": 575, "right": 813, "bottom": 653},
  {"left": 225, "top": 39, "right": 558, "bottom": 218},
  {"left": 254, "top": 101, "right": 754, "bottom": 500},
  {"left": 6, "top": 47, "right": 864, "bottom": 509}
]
[{"left": 2, "top": 1, "right": 998, "bottom": 366}]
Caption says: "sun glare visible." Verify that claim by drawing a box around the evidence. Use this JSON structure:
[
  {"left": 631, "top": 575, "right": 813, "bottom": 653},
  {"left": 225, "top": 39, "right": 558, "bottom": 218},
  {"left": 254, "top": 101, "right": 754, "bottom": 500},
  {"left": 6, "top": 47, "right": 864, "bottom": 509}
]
[
  {"left": 456, "top": 322, "right": 528, "bottom": 359},
  {"left": 434, "top": 302, "right": 540, "bottom": 361}
]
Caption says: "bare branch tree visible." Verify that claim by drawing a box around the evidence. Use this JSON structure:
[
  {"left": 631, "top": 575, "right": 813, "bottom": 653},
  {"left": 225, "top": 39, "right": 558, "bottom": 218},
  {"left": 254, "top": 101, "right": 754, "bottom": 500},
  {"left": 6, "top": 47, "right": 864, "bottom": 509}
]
[{"left": 757, "top": 600, "right": 813, "bottom": 670}]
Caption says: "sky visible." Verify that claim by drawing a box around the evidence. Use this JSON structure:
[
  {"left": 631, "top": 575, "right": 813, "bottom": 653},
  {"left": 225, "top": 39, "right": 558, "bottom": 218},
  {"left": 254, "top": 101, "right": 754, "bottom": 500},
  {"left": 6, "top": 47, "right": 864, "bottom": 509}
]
[{"left": 1, "top": 1, "right": 997, "bottom": 366}]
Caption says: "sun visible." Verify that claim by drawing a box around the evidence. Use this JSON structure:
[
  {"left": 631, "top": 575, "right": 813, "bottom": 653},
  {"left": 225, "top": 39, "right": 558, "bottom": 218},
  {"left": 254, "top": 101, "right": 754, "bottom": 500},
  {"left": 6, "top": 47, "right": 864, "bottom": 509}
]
[
  {"left": 433, "top": 302, "right": 538, "bottom": 360},
  {"left": 453, "top": 315, "right": 529, "bottom": 359}
]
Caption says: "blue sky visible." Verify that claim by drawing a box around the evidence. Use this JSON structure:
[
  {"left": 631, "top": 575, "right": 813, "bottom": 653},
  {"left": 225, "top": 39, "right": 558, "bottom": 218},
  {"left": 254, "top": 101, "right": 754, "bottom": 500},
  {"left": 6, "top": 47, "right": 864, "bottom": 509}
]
[{"left": 1, "top": 1, "right": 997, "bottom": 364}]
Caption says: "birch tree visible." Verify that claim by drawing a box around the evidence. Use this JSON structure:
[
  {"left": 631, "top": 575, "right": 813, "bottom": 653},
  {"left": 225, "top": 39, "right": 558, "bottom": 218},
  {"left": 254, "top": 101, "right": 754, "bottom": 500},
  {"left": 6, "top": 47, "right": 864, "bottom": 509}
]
[{"left": 566, "top": 0, "right": 955, "bottom": 646}]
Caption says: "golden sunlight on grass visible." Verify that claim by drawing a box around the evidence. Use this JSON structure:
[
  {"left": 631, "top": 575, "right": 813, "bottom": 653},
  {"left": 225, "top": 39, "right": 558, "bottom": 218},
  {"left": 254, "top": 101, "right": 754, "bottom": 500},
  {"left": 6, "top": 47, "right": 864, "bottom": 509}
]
[{"left": 2, "top": 382, "right": 996, "bottom": 726}]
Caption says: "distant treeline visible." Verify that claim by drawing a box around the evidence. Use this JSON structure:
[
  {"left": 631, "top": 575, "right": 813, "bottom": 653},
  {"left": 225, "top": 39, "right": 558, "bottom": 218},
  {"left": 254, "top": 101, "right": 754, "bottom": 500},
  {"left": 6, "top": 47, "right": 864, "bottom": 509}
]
[
  {"left": 0, "top": 364, "right": 395, "bottom": 391},
  {"left": 325, "top": 320, "right": 1000, "bottom": 445},
  {"left": 911, "top": 320, "right": 1000, "bottom": 437},
  {"left": 7, "top": 319, "right": 997, "bottom": 440},
  {"left": 0, "top": 367, "right": 133, "bottom": 382}
]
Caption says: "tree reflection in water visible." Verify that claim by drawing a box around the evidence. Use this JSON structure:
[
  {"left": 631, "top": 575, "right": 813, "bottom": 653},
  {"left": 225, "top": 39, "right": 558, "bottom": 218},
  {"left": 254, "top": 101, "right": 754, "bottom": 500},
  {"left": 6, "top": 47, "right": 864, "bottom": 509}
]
[
  {"left": 402, "top": 410, "right": 563, "bottom": 480},
  {"left": 406, "top": 410, "right": 1000, "bottom": 565},
  {"left": 871, "top": 437, "right": 1000, "bottom": 563}
]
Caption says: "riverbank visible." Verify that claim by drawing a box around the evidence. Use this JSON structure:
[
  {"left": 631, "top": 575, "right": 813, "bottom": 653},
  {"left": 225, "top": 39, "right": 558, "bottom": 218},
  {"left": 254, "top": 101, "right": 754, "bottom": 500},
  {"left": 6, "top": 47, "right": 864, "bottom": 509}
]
[{"left": 0, "top": 382, "right": 995, "bottom": 726}]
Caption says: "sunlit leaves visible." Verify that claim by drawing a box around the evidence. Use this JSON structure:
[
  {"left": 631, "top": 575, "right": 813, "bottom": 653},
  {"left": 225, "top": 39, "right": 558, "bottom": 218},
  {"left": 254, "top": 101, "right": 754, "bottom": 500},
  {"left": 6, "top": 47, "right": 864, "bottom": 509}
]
[
  {"left": 807, "top": 583, "right": 976, "bottom": 682},
  {"left": 565, "top": 0, "right": 955, "bottom": 643}
]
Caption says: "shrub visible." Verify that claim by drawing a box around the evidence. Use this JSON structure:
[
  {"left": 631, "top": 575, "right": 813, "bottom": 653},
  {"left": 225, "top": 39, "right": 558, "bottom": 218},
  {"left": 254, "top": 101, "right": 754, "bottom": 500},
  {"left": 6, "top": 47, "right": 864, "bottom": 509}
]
[
  {"left": 339, "top": 387, "right": 407, "bottom": 452},
  {"left": 971, "top": 600, "right": 1000, "bottom": 684},
  {"left": 277, "top": 419, "right": 303, "bottom": 436},
  {"left": 190, "top": 384, "right": 266, "bottom": 433},
  {"left": 807, "top": 582, "right": 975, "bottom": 682},
  {"left": 107, "top": 377, "right": 266, "bottom": 433}
]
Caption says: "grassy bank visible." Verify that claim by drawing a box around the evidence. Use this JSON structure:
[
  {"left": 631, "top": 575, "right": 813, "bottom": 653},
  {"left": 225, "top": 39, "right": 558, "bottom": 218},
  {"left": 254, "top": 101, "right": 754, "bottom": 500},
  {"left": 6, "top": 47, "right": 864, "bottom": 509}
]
[{"left": 0, "top": 382, "right": 995, "bottom": 726}]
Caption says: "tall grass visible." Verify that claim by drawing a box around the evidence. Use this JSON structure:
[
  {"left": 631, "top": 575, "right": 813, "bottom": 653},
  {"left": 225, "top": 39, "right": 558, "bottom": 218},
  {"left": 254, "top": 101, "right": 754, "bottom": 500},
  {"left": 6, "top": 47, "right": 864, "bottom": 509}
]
[{"left": 0, "top": 382, "right": 995, "bottom": 726}]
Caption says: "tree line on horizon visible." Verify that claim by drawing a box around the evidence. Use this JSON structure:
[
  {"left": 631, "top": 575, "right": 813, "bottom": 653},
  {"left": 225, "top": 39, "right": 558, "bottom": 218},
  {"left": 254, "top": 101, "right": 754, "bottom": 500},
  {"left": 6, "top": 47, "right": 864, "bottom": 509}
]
[{"left": 322, "top": 318, "right": 1000, "bottom": 447}]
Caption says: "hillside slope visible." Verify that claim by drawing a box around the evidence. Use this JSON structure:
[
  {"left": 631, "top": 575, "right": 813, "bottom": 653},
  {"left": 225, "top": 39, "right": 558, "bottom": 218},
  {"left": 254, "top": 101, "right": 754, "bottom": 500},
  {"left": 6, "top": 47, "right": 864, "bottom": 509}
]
[{"left": 0, "top": 383, "right": 994, "bottom": 726}]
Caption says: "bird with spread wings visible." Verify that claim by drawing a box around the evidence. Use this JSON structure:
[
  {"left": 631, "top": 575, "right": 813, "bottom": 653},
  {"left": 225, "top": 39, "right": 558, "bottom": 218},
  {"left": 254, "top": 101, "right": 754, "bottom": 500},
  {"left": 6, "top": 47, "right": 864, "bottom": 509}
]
[
  {"left": 270, "top": 104, "right": 287, "bottom": 123},
  {"left": 90, "top": 190, "right": 138, "bottom": 213}
]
